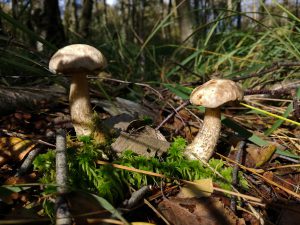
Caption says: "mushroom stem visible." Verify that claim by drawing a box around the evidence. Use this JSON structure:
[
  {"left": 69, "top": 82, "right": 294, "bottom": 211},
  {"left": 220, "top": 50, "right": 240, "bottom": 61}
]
[
  {"left": 185, "top": 107, "right": 221, "bottom": 162},
  {"left": 69, "top": 73, "right": 93, "bottom": 136}
]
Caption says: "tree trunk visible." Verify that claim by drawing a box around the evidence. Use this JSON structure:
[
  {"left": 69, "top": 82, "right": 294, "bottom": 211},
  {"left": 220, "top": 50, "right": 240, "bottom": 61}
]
[
  {"left": 12, "top": 0, "right": 18, "bottom": 19},
  {"left": 30, "top": 0, "right": 65, "bottom": 51},
  {"left": 236, "top": 0, "right": 242, "bottom": 29},
  {"left": 103, "top": 0, "right": 108, "bottom": 25},
  {"left": 296, "top": 0, "right": 299, "bottom": 17},
  {"left": 258, "top": 0, "right": 266, "bottom": 22},
  {"left": 227, "top": 0, "right": 232, "bottom": 12},
  {"left": 79, "top": 0, "right": 93, "bottom": 38},
  {"left": 175, "top": 0, "right": 193, "bottom": 44},
  {"left": 65, "top": 0, "right": 79, "bottom": 33},
  {"left": 193, "top": 0, "right": 200, "bottom": 26},
  {"left": 252, "top": 0, "right": 258, "bottom": 21},
  {"left": 119, "top": 0, "right": 127, "bottom": 40}
]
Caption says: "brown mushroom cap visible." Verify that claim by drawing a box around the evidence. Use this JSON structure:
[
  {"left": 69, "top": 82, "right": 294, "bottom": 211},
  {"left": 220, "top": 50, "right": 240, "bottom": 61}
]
[
  {"left": 49, "top": 44, "right": 107, "bottom": 74},
  {"left": 190, "top": 79, "right": 244, "bottom": 108}
]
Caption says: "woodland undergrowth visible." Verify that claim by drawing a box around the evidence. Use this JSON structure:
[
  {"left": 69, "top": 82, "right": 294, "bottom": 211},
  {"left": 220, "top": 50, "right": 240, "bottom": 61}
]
[{"left": 33, "top": 136, "right": 248, "bottom": 210}]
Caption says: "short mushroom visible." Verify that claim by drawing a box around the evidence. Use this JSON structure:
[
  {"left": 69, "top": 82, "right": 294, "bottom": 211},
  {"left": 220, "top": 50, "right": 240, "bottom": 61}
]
[
  {"left": 185, "top": 79, "right": 243, "bottom": 162},
  {"left": 49, "top": 44, "right": 107, "bottom": 143}
]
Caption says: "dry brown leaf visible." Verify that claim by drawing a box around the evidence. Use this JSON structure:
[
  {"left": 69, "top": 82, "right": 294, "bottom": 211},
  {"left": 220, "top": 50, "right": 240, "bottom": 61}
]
[
  {"left": 158, "top": 197, "right": 245, "bottom": 225},
  {"left": 246, "top": 144, "right": 276, "bottom": 167},
  {"left": 277, "top": 203, "right": 300, "bottom": 225},
  {"left": 0, "top": 137, "right": 36, "bottom": 166},
  {"left": 177, "top": 179, "right": 213, "bottom": 198}
]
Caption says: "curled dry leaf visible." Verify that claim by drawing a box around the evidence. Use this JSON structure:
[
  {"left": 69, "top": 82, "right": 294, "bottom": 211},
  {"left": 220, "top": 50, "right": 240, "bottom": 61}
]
[
  {"left": 0, "top": 137, "right": 36, "bottom": 166},
  {"left": 246, "top": 144, "right": 276, "bottom": 167}
]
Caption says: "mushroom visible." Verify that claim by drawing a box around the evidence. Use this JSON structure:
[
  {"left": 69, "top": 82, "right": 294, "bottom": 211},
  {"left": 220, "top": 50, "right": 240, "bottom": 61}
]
[
  {"left": 185, "top": 79, "right": 243, "bottom": 162},
  {"left": 49, "top": 44, "right": 107, "bottom": 143}
]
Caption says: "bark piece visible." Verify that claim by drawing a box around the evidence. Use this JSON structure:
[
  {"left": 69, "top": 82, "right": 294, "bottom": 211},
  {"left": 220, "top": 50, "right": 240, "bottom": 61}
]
[
  {"left": 111, "top": 126, "right": 169, "bottom": 157},
  {"left": 0, "top": 86, "right": 60, "bottom": 115}
]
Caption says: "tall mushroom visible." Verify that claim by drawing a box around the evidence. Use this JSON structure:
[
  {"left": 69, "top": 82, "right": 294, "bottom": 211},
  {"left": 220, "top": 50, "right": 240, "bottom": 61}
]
[
  {"left": 49, "top": 44, "right": 107, "bottom": 143},
  {"left": 185, "top": 79, "right": 243, "bottom": 162}
]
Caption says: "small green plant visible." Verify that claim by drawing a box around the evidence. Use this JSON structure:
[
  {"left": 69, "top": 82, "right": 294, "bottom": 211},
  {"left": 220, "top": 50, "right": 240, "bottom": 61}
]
[
  {"left": 33, "top": 136, "right": 248, "bottom": 207},
  {"left": 117, "top": 137, "right": 248, "bottom": 191}
]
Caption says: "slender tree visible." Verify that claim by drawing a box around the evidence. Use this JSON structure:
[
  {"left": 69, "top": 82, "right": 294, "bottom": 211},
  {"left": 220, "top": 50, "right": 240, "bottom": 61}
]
[
  {"left": 236, "top": 0, "right": 242, "bottom": 29},
  {"left": 296, "top": 0, "right": 299, "bottom": 17},
  {"left": 65, "top": 0, "right": 79, "bottom": 33},
  {"left": 79, "top": 0, "right": 94, "bottom": 38},
  {"left": 11, "top": 0, "right": 18, "bottom": 19},
  {"left": 30, "top": 0, "right": 65, "bottom": 51},
  {"left": 175, "top": 0, "right": 194, "bottom": 45}
]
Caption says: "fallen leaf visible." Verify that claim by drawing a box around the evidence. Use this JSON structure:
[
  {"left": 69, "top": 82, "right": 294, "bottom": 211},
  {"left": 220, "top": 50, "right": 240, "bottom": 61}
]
[
  {"left": 246, "top": 145, "right": 276, "bottom": 167},
  {"left": 0, "top": 137, "right": 36, "bottom": 166},
  {"left": 177, "top": 179, "right": 213, "bottom": 198},
  {"left": 277, "top": 203, "right": 300, "bottom": 225},
  {"left": 158, "top": 197, "right": 245, "bottom": 225}
]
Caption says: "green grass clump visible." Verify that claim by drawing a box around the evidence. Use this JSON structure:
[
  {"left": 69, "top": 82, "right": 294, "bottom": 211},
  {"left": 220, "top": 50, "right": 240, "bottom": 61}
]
[{"left": 33, "top": 136, "right": 248, "bottom": 205}]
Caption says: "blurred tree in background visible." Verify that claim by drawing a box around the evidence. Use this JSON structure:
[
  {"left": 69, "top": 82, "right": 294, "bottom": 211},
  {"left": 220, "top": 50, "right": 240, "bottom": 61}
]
[{"left": 0, "top": 0, "right": 299, "bottom": 83}]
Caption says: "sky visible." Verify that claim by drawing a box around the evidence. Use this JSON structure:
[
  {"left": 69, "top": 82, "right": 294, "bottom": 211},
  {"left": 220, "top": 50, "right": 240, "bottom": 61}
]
[{"left": 106, "top": 0, "right": 116, "bottom": 5}]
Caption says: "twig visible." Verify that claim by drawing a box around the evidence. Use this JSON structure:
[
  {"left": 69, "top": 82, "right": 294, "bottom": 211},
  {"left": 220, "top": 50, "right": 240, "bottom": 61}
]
[
  {"left": 88, "top": 76, "right": 164, "bottom": 99},
  {"left": 144, "top": 199, "right": 171, "bottom": 225},
  {"left": 155, "top": 100, "right": 190, "bottom": 130},
  {"left": 232, "top": 61, "right": 300, "bottom": 81},
  {"left": 170, "top": 60, "right": 203, "bottom": 78},
  {"left": 15, "top": 147, "right": 41, "bottom": 177},
  {"left": 55, "top": 129, "right": 72, "bottom": 225},
  {"left": 244, "top": 88, "right": 292, "bottom": 96},
  {"left": 277, "top": 155, "right": 300, "bottom": 163},
  {"left": 1, "top": 129, "right": 55, "bottom": 148},
  {"left": 268, "top": 164, "right": 300, "bottom": 170},
  {"left": 291, "top": 89, "right": 300, "bottom": 121},
  {"left": 230, "top": 141, "right": 245, "bottom": 212},
  {"left": 123, "top": 185, "right": 152, "bottom": 209}
]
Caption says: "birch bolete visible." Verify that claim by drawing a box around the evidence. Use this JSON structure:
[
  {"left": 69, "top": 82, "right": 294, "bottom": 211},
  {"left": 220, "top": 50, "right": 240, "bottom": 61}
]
[
  {"left": 185, "top": 79, "right": 244, "bottom": 162},
  {"left": 49, "top": 44, "right": 107, "bottom": 143}
]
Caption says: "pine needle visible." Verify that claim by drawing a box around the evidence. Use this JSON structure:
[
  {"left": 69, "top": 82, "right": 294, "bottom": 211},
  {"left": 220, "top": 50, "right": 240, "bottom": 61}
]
[{"left": 240, "top": 102, "right": 300, "bottom": 126}]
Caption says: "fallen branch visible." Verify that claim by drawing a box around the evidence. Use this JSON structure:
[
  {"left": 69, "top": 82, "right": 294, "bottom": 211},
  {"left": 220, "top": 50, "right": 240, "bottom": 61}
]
[{"left": 55, "top": 129, "right": 71, "bottom": 225}]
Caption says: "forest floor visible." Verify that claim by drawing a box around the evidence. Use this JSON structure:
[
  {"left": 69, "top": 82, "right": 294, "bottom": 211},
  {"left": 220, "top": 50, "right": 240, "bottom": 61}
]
[{"left": 0, "top": 75, "right": 300, "bottom": 225}]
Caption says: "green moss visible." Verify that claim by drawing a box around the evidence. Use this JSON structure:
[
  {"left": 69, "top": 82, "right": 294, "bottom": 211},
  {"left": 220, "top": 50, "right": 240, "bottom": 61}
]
[{"left": 33, "top": 136, "right": 248, "bottom": 205}]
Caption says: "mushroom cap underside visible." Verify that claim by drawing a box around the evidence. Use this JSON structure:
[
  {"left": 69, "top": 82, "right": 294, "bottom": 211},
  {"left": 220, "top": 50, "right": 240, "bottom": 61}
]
[
  {"left": 49, "top": 44, "right": 107, "bottom": 74},
  {"left": 190, "top": 79, "right": 244, "bottom": 108}
]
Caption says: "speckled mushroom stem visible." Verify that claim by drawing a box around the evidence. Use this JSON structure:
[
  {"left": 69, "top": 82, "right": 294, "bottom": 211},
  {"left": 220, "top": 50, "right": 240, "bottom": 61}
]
[
  {"left": 69, "top": 73, "right": 93, "bottom": 137},
  {"left": 185, "top": 107, "right": 221, "bottom": 162},
  {"left": 69, "top": 73, "right": 106, "bottom": 144}
]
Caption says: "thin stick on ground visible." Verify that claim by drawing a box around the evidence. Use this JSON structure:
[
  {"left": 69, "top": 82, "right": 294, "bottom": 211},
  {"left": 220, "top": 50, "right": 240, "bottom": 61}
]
[
  {"left": 55, "top": 128, "right": 72, "bottom": 225},
  {"left": 230, "top": 141, "right": 245, "bottom": 212},
  {"left": 15, "top": 147, "right": 41, "bottom": 177},
  {"left": 155, "top": 100, "right": 190, "bottom": 130}
]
